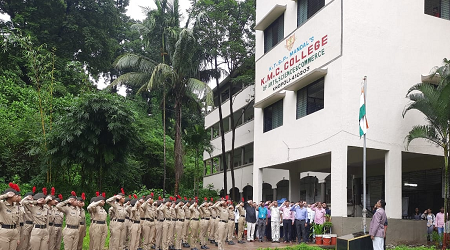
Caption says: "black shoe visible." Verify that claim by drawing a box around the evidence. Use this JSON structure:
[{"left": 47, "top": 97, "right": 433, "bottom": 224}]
[
  {"left": 203, "top": 246, "right": 209, "bottom": 249},
  {"left": 238, "top": 240, "right": 245, "bottom": 244},
  {"left": 185, "top": 243, "right": 191, "bottom": 248},
  {"left": 259, "top": 239, "right": 263, "bottom": 242},
  {"left": 151, "top": 246, "right": 156, "bottom": 249},
  {"left": 228, "top": 241, "right": 235, "bottom": 245},
  {"left": 214, "top": 242, "right": 218, "bottom": 247}
]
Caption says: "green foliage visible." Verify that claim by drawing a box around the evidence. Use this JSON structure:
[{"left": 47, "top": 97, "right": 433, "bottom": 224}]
[{"left": 257, "top": 244, "right": 436, "bottom": 250}]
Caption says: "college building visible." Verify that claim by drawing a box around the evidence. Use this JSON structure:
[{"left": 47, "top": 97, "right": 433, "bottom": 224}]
[{"left": 204, "top": 0, "right": 450, "bottom": 244}]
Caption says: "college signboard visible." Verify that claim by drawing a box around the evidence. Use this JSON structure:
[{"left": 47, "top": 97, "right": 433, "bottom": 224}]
[{"left": 255, "top": 0, "right": 342, "bottom": 104}]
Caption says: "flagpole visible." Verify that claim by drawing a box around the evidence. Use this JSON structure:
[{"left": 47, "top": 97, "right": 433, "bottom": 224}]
[{"left": 363, "top": 76, "right": 367, "bottom": 234}]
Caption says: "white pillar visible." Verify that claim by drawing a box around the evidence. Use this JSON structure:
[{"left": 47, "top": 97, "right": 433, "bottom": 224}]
[
  {"left": 320, "top": 182, "right": 326, "bottom": 202},
  {"left": 289, "top": 170, "right": 300, "bottom": 202},
  {"left": 253, "top": 168, "right": 263, "bottom": 202},
  {"left": 273, "top": 188, "right": 277, "bottom": 201},
  {"left": 331, "top": 146, "right": 347, "bottom": 217},
  {"left": 385, "top": 149, "right": 402, "bottom": 219}
]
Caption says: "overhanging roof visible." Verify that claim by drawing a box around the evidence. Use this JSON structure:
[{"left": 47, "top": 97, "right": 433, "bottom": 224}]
[{"left": 255, "top": 4, "right": 286, "bottom": 31}]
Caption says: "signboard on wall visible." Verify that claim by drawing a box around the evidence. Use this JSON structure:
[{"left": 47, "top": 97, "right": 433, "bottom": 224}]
[{"left": 255, "top": 0, "right": 342, "bottom": 104}]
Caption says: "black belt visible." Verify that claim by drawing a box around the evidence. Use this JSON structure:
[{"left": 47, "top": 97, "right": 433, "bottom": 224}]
[
  {"left": 191, "top": 218, "right": 199, "bottom": 221},
  {"left": 66, "top": 224, "right": 79, "bottom": 229},
  {"left": 1, "top": 224, "right": 16, "bottom": 229},
  {"left": 80, "top": 222, "right": 85, "bottom": 225},
  {"left": 171, "top": 219, "right": 176, "bottom": 221},
  {"left": 134, "top": 220, "right": 140, "bottom": 224},
  {"left": 259, "top": 218, "right": 266, "bottom": 220},
  {"left": 49, "top": 222, "right": 54, "bottom": 226},
  {"left": 92, "top": 220, "right": 106, "bottom": 224},
  {"left": 177, "top": 219, "right": 184, "bottom": 222},
  {"left": 141, "top": 218, "right": 154, "bottom": 222},
  {"left": 125, "top": 217, "right": 130, "bottom": 220},
  {"left": 220, "top": 220, "right": 227, "bottom": 223},
  {"left": 295, "top": 219, "right": 306, "bottom": 221},
  {"left": 25, "top": 221, "right": 33, "bottom": 224},
  {"left": 229, "top": 219, "right": 234, "bottom": 221},
  {"left": 211, "top": 217, "right": 216, "bottom": 219},
  {"left": 115, "top": 219, "right": 125, "bottom": 223},
  {"left": 35, "top": 224, "right": 46, "bottom": 229},
  {"left": 158, "top": 219, "right": 165, "bottom": 222},
  {"left": 19, "top": 223, "right": 24, "bottom": 226},
  {"left": 54, "top": 224, "right": 62, "bottom": 227},
  {"left": 203, "top": 218, "right": 210, "bottom": 220},
  {"left": 240, "top": 215, "right": 245, "bottom": 218}
]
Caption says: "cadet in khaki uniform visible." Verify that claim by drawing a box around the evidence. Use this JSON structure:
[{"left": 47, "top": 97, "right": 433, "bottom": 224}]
[
  {"left": 174, "top": 199, "right": 185, "bottom": 250},
  {"left": 140, "top": 194, "right": 155, "bottom": 250},
  {"left": 188, "top": 199, "right": 200, "bottom": 250},
  {"left": 106, "top": 192, "right": 127, "bottom": 250},
  {"left": 168, "top": 199, "right": 176, "bottom": 249},
  {"left": 56, "top": 192, "right": 81, "bottom": 250},
  {"left": 182, "top": 199, "right": 191, "bottom": 248},
  {"left": 128, "top": 197, "right": 142, "bottom": 250},
  {"left": 87, "top": 193, "right": 107, "bottom": 250},
  {"left": 123, "top": 196, "right": 132, "bottom": 250},
  {"left": 213, "top": 201, "right": 229, "bottom": 250},
  {"left": 22, "top": 190, "right": 50, "bottom": 250},
  {"left": 198, "top": 199, "right": 210, "bottom": 249},
  {"left": 155, "top": 198, "right": 164, "bottom": 250},
  {"left": 18, "top": 189, "right": 34, "bottom": 250},
  {"left": 208, "top": 200, "right": 216, "bottom": 244},
  {"left": 158, "top": 198, "right": 171, "bottom": 250},
  {"left": 0, "top": 184, "right": 21, "bottom": 250},
  {"left": 52, "top": 195, "right": 64, "bottom": 250},
  {"left": 236, "top": 200, "right": 246, "bottom": 243},
  {"left": 77, "top": 194, "right": 86, "bottom": 250},
  {"left": 226, "top": 203, "right": 235, "bottom": 245},
  {"left": 45, "top": 189, "right": 59, "bottom": 250}
]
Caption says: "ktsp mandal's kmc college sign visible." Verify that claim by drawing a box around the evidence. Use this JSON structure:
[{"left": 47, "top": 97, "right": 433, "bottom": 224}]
[{"left": 255, "top": 0, "right": 342, "bottom": 105}]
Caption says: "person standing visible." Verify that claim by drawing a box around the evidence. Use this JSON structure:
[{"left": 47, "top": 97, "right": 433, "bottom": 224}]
[
  {"left": 174, "top": 199, "right": 185, "bottom": 250},
  {"left": 422, "top": 208, "right": 435, "bottom": 242},
  {"left": 18, "top": 189, "right": 35, "bottom": 250},
  {"left": 155, "top": 199, "right": 165, "bottom": 250},
  {"left": 311, "top": 202, "right": 326, "bottom": 225},
  {"left": 256, "top": 201, "right": 267, "bottom": 242},
  {"left": 189, "top": 199, "right": 200, "bottom": 250},
  {"left": 198, "top": 198, "right": 210, "bottom": 249},
  {"left": 435, "top": 207, "right": 445, "bottom": 246},
  {"left": 140, "top": 194, "right": 155, "bottom": 250},
  {"left": 128, "top": 198, "right": 142, "bottom": 250},
  {"left": 269, "top": 201, "right": 281, "bottom": 243},
  {"left": 208, "top": 200, "right": 218, "bottom": 244},
  {"left": 106, "top": 191, "right": 127, "bottom": 250},
  {"left": 265, "top": 201, "right": 272, "bottom": 242},
  {"left": 369, "top": 200, "right": 387, "bottom": 250},
  {"left": 244, "top": 200, "right": 257, "bottom": 242},
  {"left": 158, "top": 198, "right": 172, "bottom": 250},
  {"left": 413, "top": 208, "right": 421, "bottom": 220},
  {"left": 0, "top": 184, "right": 21, "bottom": 250},
  {"left": 226, "top": 203, "right": 235, "bottom": 245},
  {"left": 235, "top": 199, "right": 246, "bottom": 243},
  {"left": 22, "top": 190, "right": 49, "bottom": 250},
  {"left": 168, "top": 199, "right": 177, "bottom": 249},
  {"left": 56, "top": 192, "right": 81, "bottom": 250},
  {"left": 291, "top": 201, "right": 308, "bottom": 244},
  {"left": 51, "top": 195, "right": 64, "bottom": 250},
  {"left": 46, "top": 189, "right": 59, "bottom": 250},
  {"left": 77, "top": 194, "right": 86, "bottom": 250},
  {"left": 213, "top": 200, "right": 229, "bottom": 250},
  {"left": 306, "top": 203, "right": 315, "bottom": 243},
  {"left": 182, "top": 199, "right": 191, "bottom": 248},
  {"left": 280, "top": 200, "right": 293, "bottom": 243},
  {"left": 88, "top": 194, "right": 108, "bottom": 250}
]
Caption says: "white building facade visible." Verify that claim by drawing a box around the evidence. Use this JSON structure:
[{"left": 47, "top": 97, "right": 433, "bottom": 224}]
[{"left": 252, "top": 0, "right": 450, "bottom": 241}]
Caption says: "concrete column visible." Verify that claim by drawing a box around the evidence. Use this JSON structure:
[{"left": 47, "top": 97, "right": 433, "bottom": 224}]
[
  {"left": 241, "top": 147, "right": 245, "bottom": 166},
  {"left": 331, "top": 146, "right": 347, "bottom": 217},
  {"left": 241, "top": 109, "right": 245, "bottom": 124},
  {"left": 385, "top": 149, "right": 402, "bottom": 219},
  {"left": 253, "top": 168, "right": 263, "bottom": 202},
  {"left": 320, "top": 182, "right": 326, "bottom": 202},
  {"left": 273, "top": 188, "right": 277, "bottom": 201},
  {"left": 289, "top": 170, "right": 300, "bottom": 202}
]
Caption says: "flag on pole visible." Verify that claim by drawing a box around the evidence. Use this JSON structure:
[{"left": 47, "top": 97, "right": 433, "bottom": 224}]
[{"left": 359, "top": 77, "right": 368, "bottom": 137}]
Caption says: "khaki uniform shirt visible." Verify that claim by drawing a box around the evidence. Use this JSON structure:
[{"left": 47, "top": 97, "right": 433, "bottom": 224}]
[
  {"left": 22, "top": 199, "right": 49, "bottom": 227},
  {"left": 56, "top": 200, "right": 80, "bottom": 226},
  {"left": 108, "top": 206, "right": 115, "bottom": 220},
  {"left": 141, "top": 200, "right": 155, "bottom": 220},
  {"left": 175, "top": 203, "right": 185, "bottom": 220},
  {"left": 0, "top": 194, "right": 20, "bottom": 227},
  {"left": 189, "top": 204, "right": 200, "bottom": 219},
  {"left": 87, "top": 201, "right": 107, "bottom": 222},
  {"left": 53, "top": 207, "right": 64, "bottom": 225},
  {"left": 199, "top": 204, "right": 210, "bottom": 219},
  {"left": 237, "top": 205, "right": 245, "bottom": 216},
  {"left": 169, "top": 207, "right": 176, "bottom": 220},
  {"left": 216, "top": 205, "right": 229, "bottom": 221},
  {"left": 79, "top": 207, "right": 86, "bottom": 225},
  {"left": 209, "top": 206, "right": 217, "bottom": 218},
  {"left": 228, "top": 207, "right": 235, "bottom": 220},
  {"left": 156, "top": 205, "right": 164, "bottom": 221},
  {"left": 184, "top": 204, "right": 191, "bottom": 219},
  {"left": 106, "top": 197, "right": 127, "bottom": 220}
]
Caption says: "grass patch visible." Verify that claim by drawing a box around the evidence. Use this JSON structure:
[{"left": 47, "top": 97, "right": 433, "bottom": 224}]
[{"left": 257, "top": 243, "right": 437, "bottom": 250}]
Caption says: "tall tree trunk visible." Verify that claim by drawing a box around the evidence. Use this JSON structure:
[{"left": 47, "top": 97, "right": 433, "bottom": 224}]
[
  {"left": 229, "top": 86, "right": 236, "bottom": 201},
  {"left": 443, "top": 146, "right": 448, "bottom": 249},
  {"left": 174, "top": 98, "right": 183, "bottom": 195},
  {"left": 215, "top": 56, "right": 228, "bottom": 197}
]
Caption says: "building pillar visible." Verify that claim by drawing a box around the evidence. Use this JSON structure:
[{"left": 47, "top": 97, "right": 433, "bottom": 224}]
[
  {"left": 241, "top": 147, "right": 245, "bottom": 166},
  {"left": 385, "top": 149, "right": 402, "bottom": 219},
  {"left": 331, "top": 146, "right": 347, "bottom": 217},
  {"left": 273, "top": 188, "right": 277, "bottom": 201},
  {"left": 289, "top": 170, "right": 300, "bottom": 202},
  {"left": 253, "top": 168, "right": 263, "bottom": 202},
  {"left": 320, "top": 182, "right": 326, "bottom": 202}
]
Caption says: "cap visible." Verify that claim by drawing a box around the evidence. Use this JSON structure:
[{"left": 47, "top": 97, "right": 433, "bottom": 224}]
[{"left": 33, "top": 193, "right": 46, "bottom": 200}]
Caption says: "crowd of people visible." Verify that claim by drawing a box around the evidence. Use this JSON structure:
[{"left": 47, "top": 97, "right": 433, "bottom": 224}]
[{"left": 416, "top": 206, "right": 446, "bottom": 245}]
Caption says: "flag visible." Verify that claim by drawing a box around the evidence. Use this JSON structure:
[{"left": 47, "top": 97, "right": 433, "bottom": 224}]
[{"left": 359, "top": 78, "right": 369, "bottom": 137}]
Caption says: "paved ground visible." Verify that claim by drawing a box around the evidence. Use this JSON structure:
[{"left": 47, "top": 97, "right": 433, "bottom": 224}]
[{"left": 192, "top": 240, "right": 335, "bottom": 250}]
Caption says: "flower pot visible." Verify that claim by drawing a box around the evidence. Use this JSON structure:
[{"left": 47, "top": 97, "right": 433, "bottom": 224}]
[
  {"left": 330, "top": 234, "right": 337, "bottom": 245},
  {"left": 323, "top": 235, "right": 331, "bottom": 245},
  {"left": 315, "top": 235, "right": 323, "bottom": 245}
]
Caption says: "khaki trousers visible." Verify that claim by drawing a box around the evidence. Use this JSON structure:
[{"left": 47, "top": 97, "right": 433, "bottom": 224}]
[
  {"left": 50, "top": 226, "right": 63, "bottom": 250},
  {"left": 167, "top": 221, "right": 174, "bottom": 247},
  {"left": 122, "top": 220, "right": 131, "bottom": 250},
  {"left": 77, "top": 225, "right": 86, "bottom": 250},
  {"left": 199, "top": 219, "right": 208, "bottom": 246},
  {"left": 62, "top": 227, "right": 79, "bottom": 250},
  {"left": 208, "top": 218, "right": 214, "bottom": 240},
  {"left": 182, "top": 219, "right": 190, "bottom": 244},
  {"left": 238, "top": 217, "right": 245, "bottom": 241},
  {"left": 217, "top": 221, "right": 227, "bottom": 250},
  {"left": 109, "top": 220, "right": 125, "bottom": 250},
  {"left": 0, "top": 227, "right": 19, "bottom": 250},
  {"left": 141, "top": 220, "right": 151, "bottom": 250},
  {"left": 155, "top": 220, "right": 163, "bottom": 249},
  {"left": 189, "top": 220, "right": 199, "bottom": 248},
  {"left": 90, "top": 223, "right": 107, "bottom": 250},
  {"left": 29, "top": 227, "right": 49, "bottom": 250},
  {"left": 149, "top": 220, "right": 156, "bottom": 246},
  {"left": 174, "top": 221, "right": 183, "bottom": 249},
  {"left": 161, "top": 220, "right": 170, "bottom": 250},
  {"left": 129, "top": 222, "right": 141, "bottom": 250},
  {"left": 227, "top": 220, "right": 234, "bottom": 241},
  {"left": 17, "top": 223, "right": 32, "bottom": 250},
  {"left": 213, "top": 218, "right": 219, "bottom": 240}
]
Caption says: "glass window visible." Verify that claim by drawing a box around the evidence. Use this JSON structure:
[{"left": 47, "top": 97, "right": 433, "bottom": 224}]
[
  {"left": 264, "top": 99, "right": 283, "bottom": 132},
  {"left": 297, "top": 77, "right": 324, "bottom": 119},
  {"left": 233, "top": 148, "right": 242, "bottom": 168},
  {"left": 264, "top": 14, "right": 284, "bottom": 53},
  {"left": 204, "top": 160, "right": 212, "bottom": 175},
  {"left": 425, "top": 0, "right": 450, "bottom": 20},
  {"left": 243, "top": 143, "right": 254, "bottom": 165},
  {"left": 297, "top": 0, "right": 325, "bottom": 27},
  {"left": 212, "top": 157, "right": 220, "bottom": 173},
  {"left": 244, "top": 101, "right": 255, "bottom": 123}
]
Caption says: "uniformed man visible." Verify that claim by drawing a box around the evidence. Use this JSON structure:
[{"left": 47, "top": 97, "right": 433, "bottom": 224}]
[
  {"left": 18, "top": 187, "right": 34, "bottom": 250},
  {"left": 236, "top": 199, "right": 246, "bottom": 243},
  {"left": 106, "top": 191, "right": 127, "bottom": 250},
  {"left": 22, "top": 189, "right": 50, "bottom": 250},
  {"left": 123, "top": 196, "right": 132, "bottom": 250},
  {"left": 128, "top": 197, "right": 142, "bottom": 250},
  {"left": 154, "top": 198, "right": 164, "bottom": 250},
  {"left": 182, "top": 198, "right": 191, "bottom": 248},
  {"left": 0, "top": 183, "right": 21, "bottom": 250},
  {"left": 168, "top": 198, "right": 176, "bottom": 250},
  {"left": 213, "top": 200, "right": 229, "bottom": 250},
  {"left": 87, "top": 193, "right": 107, "bottom": 250},
  {"left": 188, "top": 199, "right": 200, "bottom": 250},
  {"left": 226, "top": 202, "right": 235, "bottom": 245},
  {"left": 198, "top": 198, "right": 210, "bottom": 249},
  {"left": 45, "top": 188, "right": 59, "bottom": 250},
  {"left": 77, "top": 194, "right": 86, "bottom": 250},
  {"left": 158, "top": 197, "right": 172, "bottom": 250},
  {"left": 208, "top": 200, "right": 216, "bottom": 244},
  {"left": 140, "top": 194, "right": 155, "bottom": 250},
  {"left": 56, "top": 191, "right": 81, "bottom": 250},
  {"left": 174, "top": 199, "right": 185, "bottom": 250},
  {"left": 51, "top": 194, "right": 64, "bottom": 250}
]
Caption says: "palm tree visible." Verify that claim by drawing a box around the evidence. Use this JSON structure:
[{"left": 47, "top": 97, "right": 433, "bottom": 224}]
[{"left": 403, "top": 58, "right": 450, "bottom": 248}]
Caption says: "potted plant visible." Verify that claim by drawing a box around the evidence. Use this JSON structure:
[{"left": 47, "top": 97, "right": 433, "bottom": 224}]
[
  {"left": 323, "top": 221, "right": 333, "bottom": 234},
  {"left": 313, "top": 223, "right": 324, "bottom": 245}
]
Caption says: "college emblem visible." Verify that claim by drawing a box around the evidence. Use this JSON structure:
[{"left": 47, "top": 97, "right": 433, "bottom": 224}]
[{"left": 285, "top": 35, "right": 296, "bottom": 51}]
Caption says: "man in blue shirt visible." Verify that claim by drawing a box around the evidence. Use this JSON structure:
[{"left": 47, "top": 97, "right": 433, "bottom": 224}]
[
  {"left": 257, "top": 201, "right": 268, "bottom": 242},
  {"left": 291, "top": 201, "right": 308, "bottom": 244}
]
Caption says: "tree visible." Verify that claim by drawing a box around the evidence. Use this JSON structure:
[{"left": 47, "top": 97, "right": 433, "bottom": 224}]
[{"left": 403, "top": 58, "right": 450, "bottom": 248}]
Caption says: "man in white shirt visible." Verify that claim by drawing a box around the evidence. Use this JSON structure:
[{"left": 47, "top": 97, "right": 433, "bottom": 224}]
[{"left": 306, "top": 202, "right": 315, "bottom": 243}]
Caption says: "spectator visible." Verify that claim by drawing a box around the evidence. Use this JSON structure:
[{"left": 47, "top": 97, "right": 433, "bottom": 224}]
[
  {"left": 265, "top": 201, "right": 272, "bottom": 241},
  {"left": 373, "top": 202, "right": 388, "bottom": 250},
  {"left": 413, "top": 208, "right": 421, "bottom": 220},
  {"left": 311, "top": 202, "right": 326, "bottom": 225},
  {"left": 306, "top": 202, "right": 315, "bottom": 242},
  {"left": 369, "top": 200, "right": 387, "bottom": 250},
  {"left": 280, "top": 200, "right": 294, "bottom": 243},
  {"left": 323, "top": 202, "right": 331, "bottom": 216},
  {"left": 269, "top": 201, "right": 282, "bottom": 243},
  {"left": 435, "top": 207, "right": 445, "bottom": 246},
  {"left": 291, "top": 201, "right": 308, "bottom": 244},
  {"left": 433, "top": 7, "right": 440, "bottom": 17},
  {"left": 421, "top": 208, "right": 435, "bottom": 242},
  {"left": 256, "top": 201, "right": 268, "bottom": 242},
  {"left": 290, "top": 201, "right": 297, "bottom": 242},
  {"left": 244, "top": 200, "right": 257, "bottom": 242},
  {"left": 234, "top": 206, "right": 239, "bottom": 237}
]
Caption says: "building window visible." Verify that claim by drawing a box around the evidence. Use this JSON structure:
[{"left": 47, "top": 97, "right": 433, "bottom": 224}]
[
  {"left": 243, "top": 143, "right": 254, "bottom": 165},
  {"left": 297, "top": 0, "right": 326, "bottom": 27},
  {"left": 264, "top": 99, "right": 283, "bottom": 132},
  {"left": 425, "top": 0, "right": 450, "bottom": 20},
  {"left": 297, "top": 77, "right": 324, "bottom": 119},
  {"left": 264, "top": 14, "right": 284, "bottom": 53}
]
